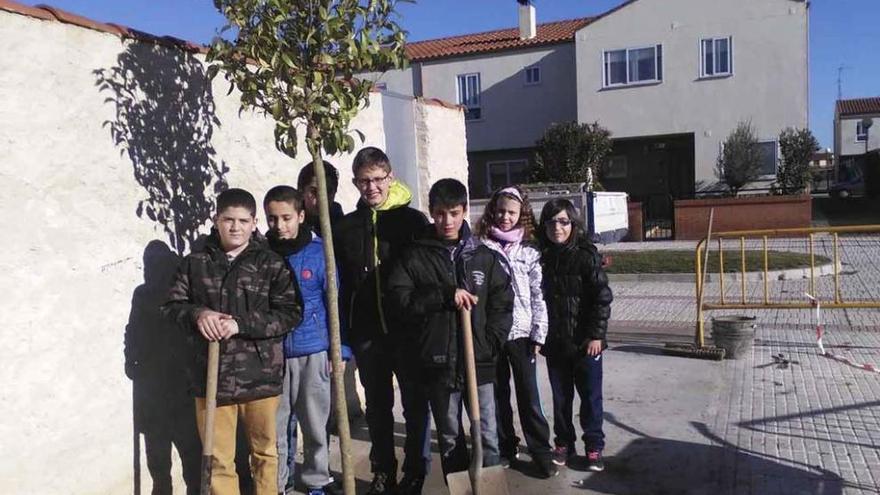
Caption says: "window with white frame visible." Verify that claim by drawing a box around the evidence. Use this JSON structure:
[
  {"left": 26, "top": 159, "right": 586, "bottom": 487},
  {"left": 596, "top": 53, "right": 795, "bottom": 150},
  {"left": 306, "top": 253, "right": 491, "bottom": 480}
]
[
  {"left": 603, "top": 45, "right": 663, "bottom": 87},
  {"left": 701, "top": 37, "right": 733, "bottom": 77},
  {"left": 856, "top": 121, "right": 869, "bottom": 142},
  {"left": 525, "top": 65, "right": 541, "bottom": 85},
  {"left": 757, "top": 140, "right": 778, "bottom": 176},
  {"left": 456, "top": 73, "right": 481, "bottom": 120},
  {"left": 486, "top": 160, "right": 529, "bottom": 191},
  {"left": 604, "top": 155, "right": 628, "bottom": 179}
]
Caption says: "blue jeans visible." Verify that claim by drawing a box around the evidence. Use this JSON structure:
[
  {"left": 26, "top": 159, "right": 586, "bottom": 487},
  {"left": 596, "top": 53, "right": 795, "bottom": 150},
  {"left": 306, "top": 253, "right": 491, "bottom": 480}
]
[
  {"left": 429, "top": 382, "right": 500, "bottom": 477},
  {"left": 547, "top": 352, "right": 605, "bottom": 452}
]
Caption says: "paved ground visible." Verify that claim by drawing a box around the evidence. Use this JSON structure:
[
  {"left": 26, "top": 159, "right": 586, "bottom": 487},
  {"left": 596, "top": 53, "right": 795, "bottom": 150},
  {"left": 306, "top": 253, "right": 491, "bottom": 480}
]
[{"left": 307, "top": 235, "right": 880, "bottom": 494}]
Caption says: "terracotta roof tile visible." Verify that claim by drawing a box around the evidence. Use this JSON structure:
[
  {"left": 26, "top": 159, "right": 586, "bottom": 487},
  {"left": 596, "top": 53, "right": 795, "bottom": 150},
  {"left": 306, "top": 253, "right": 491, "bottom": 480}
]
[
  {"left": 34, "top": 3, "right": 117, "bottom": 33},
  {"left": 405, "top": 17, "right": 595, "bottom": 62},
  {"left": 837, "top": 97, "right": 880, "bottom": 117},
  {"left": 0, "top": 0, "right": 54, "bottom": 20}
]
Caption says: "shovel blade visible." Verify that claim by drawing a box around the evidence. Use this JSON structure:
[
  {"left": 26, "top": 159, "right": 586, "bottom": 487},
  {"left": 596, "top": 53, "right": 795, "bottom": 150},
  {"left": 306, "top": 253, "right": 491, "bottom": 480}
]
[{"left": 446, "top": 466, "right": 510, "bottom": 495}]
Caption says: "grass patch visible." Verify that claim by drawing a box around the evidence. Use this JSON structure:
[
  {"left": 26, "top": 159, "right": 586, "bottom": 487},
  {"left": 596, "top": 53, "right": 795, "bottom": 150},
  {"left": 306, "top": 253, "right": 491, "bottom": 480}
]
[{"left": 603, "top": 250, "right": 830, "bottom": 274}]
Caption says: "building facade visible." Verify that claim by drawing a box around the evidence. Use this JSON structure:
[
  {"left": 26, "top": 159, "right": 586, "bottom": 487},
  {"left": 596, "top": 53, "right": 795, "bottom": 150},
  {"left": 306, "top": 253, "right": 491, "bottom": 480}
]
[{"left": 371, "top": 0, "right": 810, "bottom": 212}]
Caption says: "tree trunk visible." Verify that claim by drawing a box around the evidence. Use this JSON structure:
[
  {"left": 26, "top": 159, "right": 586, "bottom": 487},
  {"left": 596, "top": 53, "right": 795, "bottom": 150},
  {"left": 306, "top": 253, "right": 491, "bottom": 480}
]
[{"left": 306, "top": 127, "right": 355, "bottom": 495}]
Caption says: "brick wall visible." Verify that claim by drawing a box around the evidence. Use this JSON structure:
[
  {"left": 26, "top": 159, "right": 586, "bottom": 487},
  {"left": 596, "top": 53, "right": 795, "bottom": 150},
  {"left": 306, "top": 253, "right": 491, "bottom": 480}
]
[
  {"left": 674, "top": 195, "right": 812, "bottom": 240},
  {"left": 625, "top": 201, "right": 644, "bottom": 241}
]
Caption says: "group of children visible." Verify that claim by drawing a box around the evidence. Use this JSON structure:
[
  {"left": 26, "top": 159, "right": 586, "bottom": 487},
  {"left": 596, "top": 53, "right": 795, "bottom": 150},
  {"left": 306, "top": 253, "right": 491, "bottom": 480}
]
[{"left": 162, "top": 146, "right": 613, "bottom": 495}]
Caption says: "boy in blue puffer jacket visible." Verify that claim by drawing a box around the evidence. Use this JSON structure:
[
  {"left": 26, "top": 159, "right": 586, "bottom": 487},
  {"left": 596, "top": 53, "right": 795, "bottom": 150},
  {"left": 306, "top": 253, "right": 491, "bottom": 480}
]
[{"left": 264, "top": 185, "right": 351, "bottom": 495}]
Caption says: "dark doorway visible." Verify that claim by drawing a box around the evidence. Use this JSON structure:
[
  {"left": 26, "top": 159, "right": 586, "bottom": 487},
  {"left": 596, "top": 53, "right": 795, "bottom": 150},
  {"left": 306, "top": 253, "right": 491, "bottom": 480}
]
[{"left": 601, "top": 133, "right": 695, "bottom": 240}]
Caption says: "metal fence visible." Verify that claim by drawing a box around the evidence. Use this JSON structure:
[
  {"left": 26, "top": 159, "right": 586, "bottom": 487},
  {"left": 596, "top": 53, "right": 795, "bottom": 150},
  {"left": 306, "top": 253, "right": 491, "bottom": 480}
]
[{"left": 694, "top": 225, "right": 880, "bottom": 347}]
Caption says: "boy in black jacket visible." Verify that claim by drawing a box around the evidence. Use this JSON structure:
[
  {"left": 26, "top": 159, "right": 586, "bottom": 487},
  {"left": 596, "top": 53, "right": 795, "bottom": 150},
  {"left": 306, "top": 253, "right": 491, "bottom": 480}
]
[
  {"left": 332, "top": 147, "right": 430, "bottom": 494},
  {"left": 387, "top": 179, "right": 514, "bottom": 477}
]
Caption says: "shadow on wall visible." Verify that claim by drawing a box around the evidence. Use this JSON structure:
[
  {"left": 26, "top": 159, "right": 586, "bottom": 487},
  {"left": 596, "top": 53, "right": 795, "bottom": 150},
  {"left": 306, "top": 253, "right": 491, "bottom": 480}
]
[
  {"left": 95, "top": 39, "right": 229, "bottom": 494},
  {"left": 94, "top": 39, "right": 228, "bottom": 256},
  {"left": 125, "top": 241, "right": 201, "bottom": 495}
]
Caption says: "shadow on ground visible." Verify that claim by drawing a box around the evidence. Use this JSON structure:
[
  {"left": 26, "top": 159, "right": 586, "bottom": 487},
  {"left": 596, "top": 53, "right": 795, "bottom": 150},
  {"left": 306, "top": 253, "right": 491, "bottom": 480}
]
[{"left": 575, "top": 416, "right": 844, "bottom": 494}]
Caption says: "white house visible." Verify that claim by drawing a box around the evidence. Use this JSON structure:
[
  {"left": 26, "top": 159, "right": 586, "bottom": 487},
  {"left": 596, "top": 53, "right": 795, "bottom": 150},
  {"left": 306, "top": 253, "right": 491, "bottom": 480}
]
[
  {"left": 371, "top": 0, "right": 810, "bottom": 235},
  {"left": 834, "top": 97, "right": 880, "bottom": 159}
]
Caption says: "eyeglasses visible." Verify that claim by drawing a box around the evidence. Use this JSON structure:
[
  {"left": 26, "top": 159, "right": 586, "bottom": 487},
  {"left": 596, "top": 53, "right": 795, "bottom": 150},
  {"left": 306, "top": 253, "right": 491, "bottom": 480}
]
[
  {"left": 353, "top": 174, "right": 390, "bottom": 189},
  {"left": 545, "top": 219, "right": 572, "bottom": 227}
]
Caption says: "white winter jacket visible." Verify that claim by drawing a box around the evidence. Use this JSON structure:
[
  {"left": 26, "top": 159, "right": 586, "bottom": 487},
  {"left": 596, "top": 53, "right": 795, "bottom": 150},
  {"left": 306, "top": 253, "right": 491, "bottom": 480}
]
[{"left": 482, "top": 238, "right": 549, "bottom": 344}]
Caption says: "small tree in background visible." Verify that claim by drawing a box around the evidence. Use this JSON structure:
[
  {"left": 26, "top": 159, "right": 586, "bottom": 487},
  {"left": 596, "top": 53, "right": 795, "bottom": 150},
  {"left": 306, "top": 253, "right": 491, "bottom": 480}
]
[
  {"left": 716, "top": 121, "right": 763, "bottom": 196},
  {"left": 776, "top": 127, "right": 819, "bottom": 195},
  {"left": 206, "top": 2, "right": 409, "bottom": 493},
  {"left": 531, "top": 121, "right": 612, "bottom": 191}
]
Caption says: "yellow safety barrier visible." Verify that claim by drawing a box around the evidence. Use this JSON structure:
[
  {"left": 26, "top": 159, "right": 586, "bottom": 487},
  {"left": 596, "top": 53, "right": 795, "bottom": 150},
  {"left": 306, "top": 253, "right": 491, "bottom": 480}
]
[{"left": 695, "top": 224, "right": 880, "bottom": 347}]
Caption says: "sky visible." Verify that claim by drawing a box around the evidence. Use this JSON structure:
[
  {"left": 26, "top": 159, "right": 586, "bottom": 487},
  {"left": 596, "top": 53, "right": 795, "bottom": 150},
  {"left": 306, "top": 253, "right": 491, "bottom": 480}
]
[{"left": 27, "top": 0, "right": 880, "bottom": 150}]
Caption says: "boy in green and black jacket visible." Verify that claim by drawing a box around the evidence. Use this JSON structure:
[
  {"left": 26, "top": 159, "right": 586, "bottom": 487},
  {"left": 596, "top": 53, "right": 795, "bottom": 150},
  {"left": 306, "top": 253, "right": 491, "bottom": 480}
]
[{"left": 162, "top": 188, "right": 302, "bottom": 495}]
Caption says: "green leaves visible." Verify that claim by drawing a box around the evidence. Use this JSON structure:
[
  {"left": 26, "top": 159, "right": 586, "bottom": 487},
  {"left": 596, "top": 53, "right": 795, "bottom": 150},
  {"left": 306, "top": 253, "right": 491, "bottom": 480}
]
[
  {"left": 533, "top": 121, "right": 613, "bottom": 189},
  {"left": 716, "top": 121, "right": 763, "bottom": 196},
  {"left": 207, "top": 0, "right": 410, "bottom": 158},
  {"left": 776, "top": 127, "right": 819, "bottom": 195}
]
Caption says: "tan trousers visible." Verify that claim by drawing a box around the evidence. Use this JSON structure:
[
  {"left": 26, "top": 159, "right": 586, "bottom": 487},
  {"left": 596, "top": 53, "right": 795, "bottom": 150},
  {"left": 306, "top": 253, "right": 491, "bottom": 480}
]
[{"left": 195, "top": 396, "right": 280, "bottom": 495}]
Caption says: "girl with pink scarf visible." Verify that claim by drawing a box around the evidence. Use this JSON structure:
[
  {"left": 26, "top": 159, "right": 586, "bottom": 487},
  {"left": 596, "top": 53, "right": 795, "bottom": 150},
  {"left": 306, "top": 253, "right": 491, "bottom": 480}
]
[{"left": 475, "top": 186, "right": 556, "bottom": 478}]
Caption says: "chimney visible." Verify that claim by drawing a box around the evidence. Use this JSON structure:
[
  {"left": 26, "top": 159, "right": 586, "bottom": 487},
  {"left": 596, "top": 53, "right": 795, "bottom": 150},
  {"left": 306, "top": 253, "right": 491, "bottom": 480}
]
[{"left": 518, "top": 0, "right": 536, "bottom": 40}]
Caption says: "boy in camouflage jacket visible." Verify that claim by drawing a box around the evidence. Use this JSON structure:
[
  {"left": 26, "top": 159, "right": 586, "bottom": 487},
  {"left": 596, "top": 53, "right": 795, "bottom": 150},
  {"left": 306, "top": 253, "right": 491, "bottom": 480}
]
[{"left": 162, "top": 188, "right": 302, "bottom": 495}]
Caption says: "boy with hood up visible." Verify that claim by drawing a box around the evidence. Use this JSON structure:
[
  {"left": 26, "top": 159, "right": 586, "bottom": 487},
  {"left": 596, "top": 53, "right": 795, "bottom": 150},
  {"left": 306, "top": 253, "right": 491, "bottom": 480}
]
[{"left": 332, "top": 147, "right": 431, "bottom": 495}]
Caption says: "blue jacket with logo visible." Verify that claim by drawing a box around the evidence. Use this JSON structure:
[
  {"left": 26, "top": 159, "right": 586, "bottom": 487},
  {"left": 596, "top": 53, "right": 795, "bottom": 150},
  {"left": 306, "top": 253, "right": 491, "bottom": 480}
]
[{"left": 283, "top": 233, "right": 352, "bottom": 360}]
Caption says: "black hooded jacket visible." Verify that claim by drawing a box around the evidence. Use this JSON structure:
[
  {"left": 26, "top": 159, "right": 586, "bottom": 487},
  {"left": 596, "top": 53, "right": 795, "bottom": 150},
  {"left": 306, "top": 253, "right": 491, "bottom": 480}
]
[
  {"left": 540, "top": 234, "right": 613, "bottom": 359},
  {"left": 332, "top": 199, "right": 428, "bottom": 345},
  {"left": 386, "top": 223, "right": 514, "bottom": 388}
]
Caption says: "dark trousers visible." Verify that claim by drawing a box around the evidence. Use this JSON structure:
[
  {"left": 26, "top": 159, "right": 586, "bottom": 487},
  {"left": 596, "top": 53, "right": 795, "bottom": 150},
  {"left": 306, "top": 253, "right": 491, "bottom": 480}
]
[
  {"left": 494, "top": 338, "right": 552, "bottom": 460},
  {"left": 546, "top": 351, "right": 605, "bottom": 452},
  {"left": 354, "top": 339, "right": 432, "bottom": 477}
]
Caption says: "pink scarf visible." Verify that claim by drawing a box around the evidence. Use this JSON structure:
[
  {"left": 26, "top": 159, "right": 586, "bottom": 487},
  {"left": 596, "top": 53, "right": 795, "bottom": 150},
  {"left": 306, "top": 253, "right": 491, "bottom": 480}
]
[{"left": 489, "top": 226, "right": 523, "bottom": 244}]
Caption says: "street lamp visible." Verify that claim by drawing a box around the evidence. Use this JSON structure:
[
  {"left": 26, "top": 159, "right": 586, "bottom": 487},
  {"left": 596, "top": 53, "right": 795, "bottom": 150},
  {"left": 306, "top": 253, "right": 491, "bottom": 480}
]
[{"left": 862, "top": 117, "right": 873, "bottom": 155}]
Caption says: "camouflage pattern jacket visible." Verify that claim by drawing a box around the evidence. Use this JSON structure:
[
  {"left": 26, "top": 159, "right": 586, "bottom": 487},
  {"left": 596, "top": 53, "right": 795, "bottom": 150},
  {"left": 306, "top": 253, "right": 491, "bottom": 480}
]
[{"left": 162, "top": 231, "right": 302, "bottom": 405}]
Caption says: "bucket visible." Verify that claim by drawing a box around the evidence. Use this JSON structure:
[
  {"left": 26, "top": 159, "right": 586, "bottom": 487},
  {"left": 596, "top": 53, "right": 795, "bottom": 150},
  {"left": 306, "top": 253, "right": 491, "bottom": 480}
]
[{"left": 711, "top": 316, "right": 757, "bottom": 359}]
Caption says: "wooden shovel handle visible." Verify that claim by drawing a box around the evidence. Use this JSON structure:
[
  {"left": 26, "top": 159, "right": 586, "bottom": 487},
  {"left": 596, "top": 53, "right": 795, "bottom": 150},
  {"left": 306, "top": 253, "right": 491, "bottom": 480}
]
[
  {"left": 200, "top": 340, "right": 220, "bottom": 495},
  {"left": 460, "top": 307, "right": 484, "bottom": 494}
]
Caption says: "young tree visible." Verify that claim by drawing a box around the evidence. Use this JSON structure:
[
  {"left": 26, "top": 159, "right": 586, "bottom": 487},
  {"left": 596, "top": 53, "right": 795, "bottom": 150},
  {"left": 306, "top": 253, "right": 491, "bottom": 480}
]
[
  {"left": 531, "top": 121, "right": 612, "bottom": 191},
  {"left": 716, "top": 121, "right": 763, "bottom": 196},
  {"left": 206, "top": 2, "right": 409, "bottom": 493},
  {"left": 776, "top": 127, "right": 819, "bottom": 195}
]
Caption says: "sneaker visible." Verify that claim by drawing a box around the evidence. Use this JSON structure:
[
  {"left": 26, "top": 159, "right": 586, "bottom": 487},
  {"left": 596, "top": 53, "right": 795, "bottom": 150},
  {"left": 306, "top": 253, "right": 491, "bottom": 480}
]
[
  {"left": 396, "top": 474, "right": 425, "bottom": 495},
  {"left": 552, "top": 445, "right": 573, "bottom": 466},
  {"left": 586, "top": 450, "right": 605, "bottom": 472},
  {"left": 499, "top": 451, "right": 519, "bottom": 468},
  {"left": 321, "top": 481, "right": 343, "bottom": 495},
  {"left": 534, "top": 456, "right": 560, "bottom": 478},
  {"left": 366, "top": 472, "right": 397, "bottom": 495}
]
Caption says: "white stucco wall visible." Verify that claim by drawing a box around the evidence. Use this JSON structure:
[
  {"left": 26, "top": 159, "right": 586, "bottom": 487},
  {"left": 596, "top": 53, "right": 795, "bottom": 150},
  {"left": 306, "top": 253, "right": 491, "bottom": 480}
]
[
  {"left": 378, "top": 91, "right": 421, "bottom": 208},
  {"left": 0, "top": 9, "right": 465, "bottom": 494},
  {"left": 419, "top": 44, "right": 579, "bottom": 152},
  {"left": 837, "top": 115, "right": 879, "bottom": 157},
  {"left": 575, "top": 0, "right": 809, "bottom": 182},
  {"left": 360, "top": 66, "right": 418, "bottom": 96},
  {"left": 414, "top": 99, "right": 470, "bottom": 207}
]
